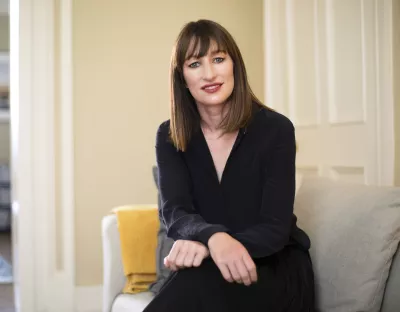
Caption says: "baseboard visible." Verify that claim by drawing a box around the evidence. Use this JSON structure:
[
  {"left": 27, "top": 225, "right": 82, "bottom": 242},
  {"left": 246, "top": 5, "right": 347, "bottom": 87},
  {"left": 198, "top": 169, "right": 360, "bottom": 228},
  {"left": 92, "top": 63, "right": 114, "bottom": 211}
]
[{"left": 75, "top": 285, "right": 103, "bottom": 312}]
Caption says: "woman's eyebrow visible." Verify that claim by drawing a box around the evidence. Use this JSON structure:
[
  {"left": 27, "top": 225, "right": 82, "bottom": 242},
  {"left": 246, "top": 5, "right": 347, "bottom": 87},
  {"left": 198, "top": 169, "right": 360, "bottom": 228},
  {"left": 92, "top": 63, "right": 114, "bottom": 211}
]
[
  {"left": 209, "top": 49, "right": 226, "bottom": 55},
  {"left": 185, "top": 49, "right": 226, "bottom": 61},
  {"left": 185, "top": 55, "right": 197, "bottom": 62}
]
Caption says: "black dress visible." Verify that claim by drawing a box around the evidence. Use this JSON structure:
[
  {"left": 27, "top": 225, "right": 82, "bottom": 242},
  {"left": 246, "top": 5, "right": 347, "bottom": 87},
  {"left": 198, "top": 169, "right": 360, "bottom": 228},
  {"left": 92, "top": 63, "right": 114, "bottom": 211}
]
[{"left": 144, "top": 105, "right": 315, "bottom": 312}]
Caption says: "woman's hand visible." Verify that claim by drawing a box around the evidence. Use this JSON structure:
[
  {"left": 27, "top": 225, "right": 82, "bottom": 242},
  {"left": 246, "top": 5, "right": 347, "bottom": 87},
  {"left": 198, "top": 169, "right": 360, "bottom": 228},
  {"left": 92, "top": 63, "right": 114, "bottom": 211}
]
[
  {"left": 164, "top": 240, "right": 209, "bottom": 271},
  {"left": 208, "top": 232, "right": 258, "bottom": 286}
]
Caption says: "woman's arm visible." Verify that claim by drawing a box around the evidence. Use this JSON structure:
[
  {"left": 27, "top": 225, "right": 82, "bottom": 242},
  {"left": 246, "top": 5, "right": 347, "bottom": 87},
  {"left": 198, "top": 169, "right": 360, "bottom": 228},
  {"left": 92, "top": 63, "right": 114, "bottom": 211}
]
[
  {"left": 156, "top": 121, "right": 229, "bottom": 245},
  {"left": 231, "top": 118, "right": 296, "bottom": 258}
]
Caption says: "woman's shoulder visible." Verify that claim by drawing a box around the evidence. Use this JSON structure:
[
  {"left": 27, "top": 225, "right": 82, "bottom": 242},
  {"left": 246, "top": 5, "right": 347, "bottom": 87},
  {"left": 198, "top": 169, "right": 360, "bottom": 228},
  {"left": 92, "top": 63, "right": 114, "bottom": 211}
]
[
  {"left": 156, "top": 119, "right": 171, "bottom": 136},
  {"left": 252, "top": 106, "right": 295, "bottom": 150},
  {"left": 158, "top": 119, "right": 171, "bottom": 130},
  {"left": 256, "top": 106, "right": 294, "bottom": 132},
  {"left": 156, "top": 120, "right": 172, "bottom": 147}
]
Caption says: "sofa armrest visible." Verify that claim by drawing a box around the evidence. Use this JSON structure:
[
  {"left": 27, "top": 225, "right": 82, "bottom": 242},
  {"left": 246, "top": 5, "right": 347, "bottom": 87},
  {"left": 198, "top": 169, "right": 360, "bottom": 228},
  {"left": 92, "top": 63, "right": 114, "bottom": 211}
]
[{"left": 102, "top": 214, "right": 126, "bottom": 312}]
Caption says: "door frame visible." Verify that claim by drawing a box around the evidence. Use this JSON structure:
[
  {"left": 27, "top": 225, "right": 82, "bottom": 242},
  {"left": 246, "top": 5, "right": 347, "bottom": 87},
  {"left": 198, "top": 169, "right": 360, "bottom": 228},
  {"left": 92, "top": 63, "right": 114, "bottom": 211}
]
[
  {"left": 376, "top": 0, "right": 395, "bottom": 186},
  {"left": 10, "top": 0, "right": 75, "bottom": 311}
]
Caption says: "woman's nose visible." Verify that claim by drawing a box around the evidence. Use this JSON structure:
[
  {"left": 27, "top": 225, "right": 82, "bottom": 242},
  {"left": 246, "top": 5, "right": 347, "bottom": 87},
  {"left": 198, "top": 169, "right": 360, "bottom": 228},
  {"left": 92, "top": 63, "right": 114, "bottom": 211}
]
[{"left": 202, "top": 61, "right": 216, "bottom": 81}]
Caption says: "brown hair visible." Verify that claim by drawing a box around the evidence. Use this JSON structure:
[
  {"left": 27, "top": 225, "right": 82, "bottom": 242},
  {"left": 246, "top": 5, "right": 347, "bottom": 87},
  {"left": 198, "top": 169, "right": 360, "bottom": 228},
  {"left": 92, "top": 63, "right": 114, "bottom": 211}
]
[{"left": 169, "top": 19, "right": 264, "bottom": 151}]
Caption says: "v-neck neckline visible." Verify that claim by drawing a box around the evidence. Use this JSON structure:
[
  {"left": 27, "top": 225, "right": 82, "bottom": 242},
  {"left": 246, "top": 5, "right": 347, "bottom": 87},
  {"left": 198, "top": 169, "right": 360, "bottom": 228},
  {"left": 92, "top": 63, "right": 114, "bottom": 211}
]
[
  {"left": 192, "top": 102, "right": 261, "bottom": 186},
  {"left": 199, "top": 128, "right": 243, "bottom": 185}
]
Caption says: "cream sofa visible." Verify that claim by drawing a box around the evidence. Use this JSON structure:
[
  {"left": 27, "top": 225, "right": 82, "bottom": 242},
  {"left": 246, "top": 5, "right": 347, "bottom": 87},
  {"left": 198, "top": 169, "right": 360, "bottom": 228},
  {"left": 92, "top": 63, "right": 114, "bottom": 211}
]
[{"left": 102, "top": 177, "right": 400, "bottom": 312}]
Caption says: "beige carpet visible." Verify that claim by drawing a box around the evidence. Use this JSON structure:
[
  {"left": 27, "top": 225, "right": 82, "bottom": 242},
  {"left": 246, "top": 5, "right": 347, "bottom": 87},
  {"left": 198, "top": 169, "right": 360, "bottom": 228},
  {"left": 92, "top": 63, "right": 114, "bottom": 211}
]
[{"left": 0, "top": 232, "right": 14, "bottom": 312}]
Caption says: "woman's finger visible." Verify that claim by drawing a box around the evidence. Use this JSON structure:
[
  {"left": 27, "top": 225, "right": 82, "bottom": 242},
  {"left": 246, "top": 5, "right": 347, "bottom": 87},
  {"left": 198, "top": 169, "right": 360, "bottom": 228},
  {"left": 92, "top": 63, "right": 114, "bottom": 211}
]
[
  {"left": 217, "top": 263, "right": 233, "bottom": 283},
  {"left": 192, "top": 251, "right": 204, "bottom": 267},
  {"left": 243, "top": 254, "right": 258, "bottom": 283},
  {"left": 227, "top": 261, "right": 242, "bottom": 284},
  {"left": 166, "top": 258, "right": 178, "bottom": 271},
  {"left": 163, "top": 257, "right": 170, "bottom": 268},
  {"left": 235, "top": 260, "right": 251, "bottom": 286},
  {"left": 183, "top": 247, "right": 196, "bottom": 267},
  {"left": 167, "top": 241, "right": 181, "bottom": 265},
  {"left": 167, "top": 241, "right": 184, "bottom": 270},
  {"left": 166, "top": 255, "right": 178, "bottom": 271},
  {"left": 175, "top": 249, "right": 188, "bottom": 268}
]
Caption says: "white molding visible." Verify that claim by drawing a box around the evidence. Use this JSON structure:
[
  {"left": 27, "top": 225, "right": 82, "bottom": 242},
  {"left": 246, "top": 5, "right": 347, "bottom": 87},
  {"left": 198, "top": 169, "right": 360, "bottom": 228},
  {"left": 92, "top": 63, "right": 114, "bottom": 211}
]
[
  {"left": 375, "top": 0, "right": 395, "bottom": 186},
  {"left": 360, "top": 0, "right": 368, "bottom": 123},
  {"left": 362, "top": 0, "right": 379, "bottom": 185},
  {"left": 285, "top": 0, "right": 296, "bottom": 122},
  {"left": 60, "top": 0, "right": 75, "bottom": 306},
  {"left": 75, "top": 285, "right": 103, "bottom": 312},
  {"left": 325, "top": 0, "right": 337, "bottom": 124},
  {"left": 11, "top": 0, "right": 75, "bottom": 311},
  {"left": 313, "top": 0, "right": 322, "bottom": 126},
  {"left": 10, "top": 0, "right": 36, "bottom": 310},
  {"left": 31, "top": 1, "right": 58, "bottom": 310}
]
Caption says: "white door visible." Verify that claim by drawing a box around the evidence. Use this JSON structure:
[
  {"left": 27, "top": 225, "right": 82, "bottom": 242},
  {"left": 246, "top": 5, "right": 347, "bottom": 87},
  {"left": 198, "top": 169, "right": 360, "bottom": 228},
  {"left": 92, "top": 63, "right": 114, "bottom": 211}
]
[
  {"left": 10, "top": 0, "right": 75, "bottom": 311},
  {"left": 264, "top": 0, "right": 395, "bottom": 186}
]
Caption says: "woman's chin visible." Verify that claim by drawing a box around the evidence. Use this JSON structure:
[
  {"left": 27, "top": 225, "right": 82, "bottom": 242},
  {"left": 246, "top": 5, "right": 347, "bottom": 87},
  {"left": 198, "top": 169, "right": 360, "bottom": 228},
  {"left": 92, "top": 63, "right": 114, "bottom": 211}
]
[{"left": 197, "top": 97, "right": 230, "bottom": 107}]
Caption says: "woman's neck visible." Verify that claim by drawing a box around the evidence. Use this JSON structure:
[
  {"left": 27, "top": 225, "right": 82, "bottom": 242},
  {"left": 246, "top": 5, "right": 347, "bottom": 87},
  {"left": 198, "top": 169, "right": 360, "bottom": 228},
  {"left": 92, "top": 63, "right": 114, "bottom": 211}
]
[{"left": 197, "top": 102, "right": 229, "bottom": 133}]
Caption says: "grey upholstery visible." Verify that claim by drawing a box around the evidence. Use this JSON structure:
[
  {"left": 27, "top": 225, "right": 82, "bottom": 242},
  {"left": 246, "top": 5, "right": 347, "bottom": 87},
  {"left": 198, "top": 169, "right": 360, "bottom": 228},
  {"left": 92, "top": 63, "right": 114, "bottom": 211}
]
[
  {"left": 381, "top": 244, "right": 400, "bottom": 312},
  {"left": 294, "top": 177, "right": 400, "bottom": 312},
  {"left": 148, "top": 166, "right": 173, "bottom": 294}
]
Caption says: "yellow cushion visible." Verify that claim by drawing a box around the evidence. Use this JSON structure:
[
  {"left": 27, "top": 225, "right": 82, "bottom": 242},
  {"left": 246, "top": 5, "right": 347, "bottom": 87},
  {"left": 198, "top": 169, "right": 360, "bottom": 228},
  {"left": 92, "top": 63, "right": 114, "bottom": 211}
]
[{"left": 112, "top": 205, "right": 159, "bottom": 294}]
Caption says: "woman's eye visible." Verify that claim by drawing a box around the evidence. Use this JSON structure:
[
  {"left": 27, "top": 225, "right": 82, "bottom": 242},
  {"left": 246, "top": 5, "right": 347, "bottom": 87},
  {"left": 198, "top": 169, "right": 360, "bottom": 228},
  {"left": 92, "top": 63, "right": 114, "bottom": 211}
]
[
  {"left": 188, "top": 61, "right": 200, "bottom": 68},
  {"left": 214, "top": 57, "right": 225, "bottom": 63}
]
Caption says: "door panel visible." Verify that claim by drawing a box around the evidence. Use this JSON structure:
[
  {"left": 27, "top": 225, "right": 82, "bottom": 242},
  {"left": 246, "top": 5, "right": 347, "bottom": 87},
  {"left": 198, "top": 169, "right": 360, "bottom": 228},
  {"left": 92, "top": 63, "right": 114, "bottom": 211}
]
[{"left": 264, "top": 0, "right": 394, "bottom": 186}]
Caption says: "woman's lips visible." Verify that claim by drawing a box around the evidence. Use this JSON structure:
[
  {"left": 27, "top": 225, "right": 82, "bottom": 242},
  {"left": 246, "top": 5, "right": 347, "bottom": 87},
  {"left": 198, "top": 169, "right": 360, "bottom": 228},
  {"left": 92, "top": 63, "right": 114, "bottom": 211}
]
[{"left": 202, "top": 83, "right": 223, "bottom": 94}]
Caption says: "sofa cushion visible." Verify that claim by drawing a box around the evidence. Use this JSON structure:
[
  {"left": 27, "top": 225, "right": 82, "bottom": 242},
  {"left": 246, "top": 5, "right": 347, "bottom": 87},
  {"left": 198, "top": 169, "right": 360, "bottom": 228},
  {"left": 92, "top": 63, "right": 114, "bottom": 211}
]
[
  {"left": 112, "top": 292, "right": 154, "bottom": 312},
  {"left": 294, "top": 177, "right": 400, "bottom": 312}
]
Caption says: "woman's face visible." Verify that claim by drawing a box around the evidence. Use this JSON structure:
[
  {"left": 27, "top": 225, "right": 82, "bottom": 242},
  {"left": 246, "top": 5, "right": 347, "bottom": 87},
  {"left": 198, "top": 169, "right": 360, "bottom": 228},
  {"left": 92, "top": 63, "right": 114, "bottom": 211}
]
[{"left": 183, "top": 43, "right": 234, "bottom": 107}]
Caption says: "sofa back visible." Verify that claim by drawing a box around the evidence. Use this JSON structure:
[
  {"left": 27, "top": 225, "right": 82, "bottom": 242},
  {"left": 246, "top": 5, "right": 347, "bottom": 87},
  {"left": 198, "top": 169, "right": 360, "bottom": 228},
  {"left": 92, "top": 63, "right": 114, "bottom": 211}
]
[{"left": 294, "top": 177, "right": 400, "bottom": 312}]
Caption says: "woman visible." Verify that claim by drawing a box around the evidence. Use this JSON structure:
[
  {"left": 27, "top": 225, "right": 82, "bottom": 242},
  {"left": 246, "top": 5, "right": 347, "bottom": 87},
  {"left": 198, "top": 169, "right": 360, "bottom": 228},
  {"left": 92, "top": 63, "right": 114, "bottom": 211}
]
[{"left": 144, "top": 19, "right": 315, "bottom": 312}]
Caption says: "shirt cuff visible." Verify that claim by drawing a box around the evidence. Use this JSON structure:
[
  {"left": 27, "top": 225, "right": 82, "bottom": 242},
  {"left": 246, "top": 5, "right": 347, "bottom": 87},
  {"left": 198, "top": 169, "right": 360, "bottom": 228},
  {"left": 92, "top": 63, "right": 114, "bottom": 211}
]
[{"left": 197, "top": 224, "right": 229, "bottom": 246}]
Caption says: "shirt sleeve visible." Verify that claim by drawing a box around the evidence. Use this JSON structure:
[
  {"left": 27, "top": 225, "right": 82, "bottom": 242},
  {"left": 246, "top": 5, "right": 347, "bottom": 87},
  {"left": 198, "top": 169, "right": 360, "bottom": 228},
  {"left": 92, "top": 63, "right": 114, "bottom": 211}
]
[
  {"left": 231, "top": 118, "right": 296, "bottom": 258},
  {"left": 156, "top": 122, "right": 229, "bottom": 245}
]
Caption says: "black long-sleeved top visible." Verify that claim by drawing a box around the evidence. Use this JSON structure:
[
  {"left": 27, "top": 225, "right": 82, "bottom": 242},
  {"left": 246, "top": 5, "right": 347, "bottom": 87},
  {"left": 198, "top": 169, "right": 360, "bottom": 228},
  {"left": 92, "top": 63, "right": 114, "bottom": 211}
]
[{"left": 155, "top": 104, "right": 310, "bottom": 258}]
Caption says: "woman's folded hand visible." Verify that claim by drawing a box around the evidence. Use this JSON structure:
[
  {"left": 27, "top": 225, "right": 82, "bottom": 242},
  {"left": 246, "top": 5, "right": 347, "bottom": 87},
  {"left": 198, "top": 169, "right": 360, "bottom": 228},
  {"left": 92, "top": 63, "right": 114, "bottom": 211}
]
[
  {"left": 164, "top": 240, "right": 210, "bottom": 271},
  {"left": 208, "top": 232, "right": 258, "bottom": 286}
]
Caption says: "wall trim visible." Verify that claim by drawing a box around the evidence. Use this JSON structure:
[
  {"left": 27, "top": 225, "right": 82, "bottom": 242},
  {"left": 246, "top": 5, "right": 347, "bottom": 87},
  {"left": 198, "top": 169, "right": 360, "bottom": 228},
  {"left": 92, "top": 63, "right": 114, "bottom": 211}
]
[
  {"left": 11, "top": 0, "right": 75, "bottom": 311},
  {"left": 60, "top": 0, "right": 75, "bottom": 304},
  {"left": 376, "top": 0, "right": 395, "bottom": 186},
  {"left": 75, "top": 285, "right": 103, "bottom": 312},
  {"left": 10, "top": 0, "right": 36, "bottom": 310}
]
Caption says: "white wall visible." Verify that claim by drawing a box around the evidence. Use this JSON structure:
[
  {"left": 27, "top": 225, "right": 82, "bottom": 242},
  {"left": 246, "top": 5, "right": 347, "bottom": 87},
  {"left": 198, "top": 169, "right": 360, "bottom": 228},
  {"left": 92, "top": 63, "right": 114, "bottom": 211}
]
[{"left": 72, "top": 0, "right": 264, "bottom": 286}]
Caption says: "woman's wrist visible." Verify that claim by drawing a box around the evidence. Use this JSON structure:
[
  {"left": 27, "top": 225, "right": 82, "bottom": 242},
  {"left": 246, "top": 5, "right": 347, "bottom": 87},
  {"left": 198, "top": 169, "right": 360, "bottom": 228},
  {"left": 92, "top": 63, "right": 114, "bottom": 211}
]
[
  {"left": 198, "top": 225, "right": 229, "bottom": 247},
  {"left": 208, "top": 232, "right": 229, "bottom": 248}
]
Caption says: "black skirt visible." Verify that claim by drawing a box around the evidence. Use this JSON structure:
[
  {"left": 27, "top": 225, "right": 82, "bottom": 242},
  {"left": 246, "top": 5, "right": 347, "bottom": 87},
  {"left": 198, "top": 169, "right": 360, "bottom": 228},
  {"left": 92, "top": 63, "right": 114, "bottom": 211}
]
[{"left": 143, "top": 245, "right": 315, "bottom": 312}]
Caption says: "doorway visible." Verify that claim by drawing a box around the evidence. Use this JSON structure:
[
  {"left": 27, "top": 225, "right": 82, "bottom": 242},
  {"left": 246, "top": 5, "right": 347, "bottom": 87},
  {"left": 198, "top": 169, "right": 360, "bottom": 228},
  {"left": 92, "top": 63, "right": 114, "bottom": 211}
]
[{"left": 0, "top": 1, "right": 13, "bottom": 311}]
